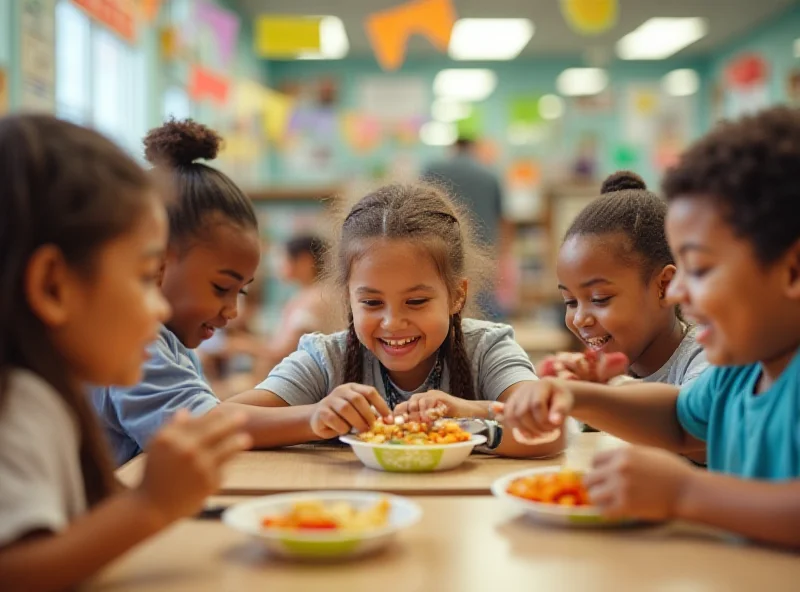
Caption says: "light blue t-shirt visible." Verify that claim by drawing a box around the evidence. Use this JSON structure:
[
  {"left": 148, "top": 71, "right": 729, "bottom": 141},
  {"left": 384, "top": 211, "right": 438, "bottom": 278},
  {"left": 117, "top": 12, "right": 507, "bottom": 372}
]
[
  {"left": 91, "top": 325, "right": 220, "bottom": 466},
  {"left": 676, "top": 348, "right": 800, "bottom": 480}
]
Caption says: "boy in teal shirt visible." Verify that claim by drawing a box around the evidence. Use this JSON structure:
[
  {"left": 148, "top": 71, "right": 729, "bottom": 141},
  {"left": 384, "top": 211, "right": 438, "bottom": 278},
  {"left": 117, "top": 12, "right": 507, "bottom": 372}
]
[{"left": 501, "top": 107, "right": 800, "bottom": 548}]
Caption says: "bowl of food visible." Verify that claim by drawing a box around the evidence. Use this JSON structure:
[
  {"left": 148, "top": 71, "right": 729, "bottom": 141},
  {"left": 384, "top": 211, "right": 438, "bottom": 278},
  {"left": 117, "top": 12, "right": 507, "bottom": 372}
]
[
  {"left": 222, "top": 491, "right": 422, "bottom": 560},
  {"left": 339, "top": 418, "right": 487, "bottom": 472},
  {"left": 491, "top": 467, "right": 634, "bottom": 527}
]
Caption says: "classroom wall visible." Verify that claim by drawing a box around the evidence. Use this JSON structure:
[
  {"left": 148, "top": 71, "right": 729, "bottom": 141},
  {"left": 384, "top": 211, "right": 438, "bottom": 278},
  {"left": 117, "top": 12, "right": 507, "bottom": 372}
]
[
  {"left": 265, "top": 55, "right": 710, "bottom": 192},
  {"left": 705, "top": 4, "right": 800, "bottom": 114}
]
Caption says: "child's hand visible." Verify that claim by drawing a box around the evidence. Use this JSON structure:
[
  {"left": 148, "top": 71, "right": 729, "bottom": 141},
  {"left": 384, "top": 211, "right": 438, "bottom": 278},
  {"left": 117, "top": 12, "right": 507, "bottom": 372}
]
[
  {"left": 394, "top": 390, "right": 477, "bottom": 422},
  {"left": 500, "top": 379, "right": 573, "bottom": 442},
  {"left": 537, "top": 351, "right": 629, "bottom": 383},
  {"left": 585, "top": 446, "right": 695, "bottom": 521},
  {"left": 310, "top": 383, "right": 392, "bottom": 439},
  {"left": 137, "top": 409, "right": 252, "bottom": 525}
]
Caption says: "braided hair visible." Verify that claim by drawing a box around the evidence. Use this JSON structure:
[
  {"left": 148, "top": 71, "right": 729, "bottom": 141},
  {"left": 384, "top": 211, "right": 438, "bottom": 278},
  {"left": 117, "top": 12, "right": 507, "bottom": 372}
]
[{"left": 332, "top": 183, "right": 491, "bottom": 400}]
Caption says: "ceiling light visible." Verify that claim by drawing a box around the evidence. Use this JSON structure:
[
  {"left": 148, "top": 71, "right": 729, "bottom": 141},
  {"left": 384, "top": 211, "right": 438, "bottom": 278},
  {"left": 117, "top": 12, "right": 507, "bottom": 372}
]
[
  {"left": 431, "top": 99, "right": 472, "bottom": 122},
  {"left": 433, "top": 69, "right": 497, "bottom": 101},
  {"left": 420, "top": 121, "right": 457, "bottom": 146},
  {"left": 448, "top": 18, "right": 534, "bottom": 61},
  {"left": 556, "top": 68, "right": 608, "bottom": 96},
  {"left": 616, "top": 18, "right": 707, "bottom": 60},
  {"left": 297, "top": 16, "right": 348, "bottom": 59},
  {"left": 662, "top": 69, "right": 699, "bottom": 96},
  {"left": 539, "top": 94, "right": 564, "bottom": 119}
]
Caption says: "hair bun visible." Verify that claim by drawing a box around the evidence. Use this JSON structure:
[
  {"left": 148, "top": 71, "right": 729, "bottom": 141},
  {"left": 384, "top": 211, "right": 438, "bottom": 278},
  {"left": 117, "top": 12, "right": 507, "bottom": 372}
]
[
  {"left": 143, "top": 118, "right": 221, "bottom": 167},
  {"left": 601, "top": 170, "right": 647, "bottom": 194}
]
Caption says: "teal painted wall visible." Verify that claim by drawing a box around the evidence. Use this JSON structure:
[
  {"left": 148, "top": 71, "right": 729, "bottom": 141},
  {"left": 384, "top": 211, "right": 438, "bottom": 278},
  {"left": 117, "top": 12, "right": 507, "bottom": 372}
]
[
  {"left": 706, "top": 4, "right": 800, "bottom": 111},
  {"left": 266, "top": 56, "right": 710, "bottom": 190}
]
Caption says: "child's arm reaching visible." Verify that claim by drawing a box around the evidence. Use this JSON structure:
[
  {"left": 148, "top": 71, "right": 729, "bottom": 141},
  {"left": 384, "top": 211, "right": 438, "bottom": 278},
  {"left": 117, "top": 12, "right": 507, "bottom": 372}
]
[
  {"left": 584, "top": 445, "right": 800, "bottom": 549},
  {"left": 502, "top": 378, "right": 704, "bottom": 454},
  {"left": 0, "top": 411, "right": 250, "bottom": 592}
]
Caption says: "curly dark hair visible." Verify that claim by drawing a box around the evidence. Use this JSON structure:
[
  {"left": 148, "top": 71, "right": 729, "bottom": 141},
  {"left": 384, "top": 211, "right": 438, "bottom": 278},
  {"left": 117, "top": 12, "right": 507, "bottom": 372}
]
[
  {"left": 662, "top": 106, "right": 800, "bottom": 264},
  {"left": 144, "top": 118, "right": 257, "bottom": 247},
  {"left": 564, "top": 171, "right": 673, "bottom": 280}
]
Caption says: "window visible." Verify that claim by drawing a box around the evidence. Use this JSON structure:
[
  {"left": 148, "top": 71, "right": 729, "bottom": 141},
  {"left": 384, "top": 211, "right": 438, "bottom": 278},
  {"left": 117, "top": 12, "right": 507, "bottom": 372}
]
[{"left": 55, "top": 0, "right": 147, "bottom": 157}]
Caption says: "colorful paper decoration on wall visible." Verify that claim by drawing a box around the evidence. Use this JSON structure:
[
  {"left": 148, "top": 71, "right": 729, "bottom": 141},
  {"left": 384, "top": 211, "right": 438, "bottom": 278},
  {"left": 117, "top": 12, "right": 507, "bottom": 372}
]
[
  {"left": 264, "top": 89, "right": 295, "bottom": 143},
  {"left": 188, "top": 66, "right": 229, "bottom": 105},
  {"left": 0, "top": 69, "right": 8, "bottom": 115},
  {"left": 724, "top": 53, "right": 770, "bottom": 117},
  {"left": 255, "top": 16, "right": 321, "bottom": 58},
  {"left": 341, "top": 111, "right": 383, "bottom": 153},
  {"left": 139, "top": 0, "right": 162, "bottom": 22},
  {"left": 195, "top": 1, "right": 240, "bottom": 67},
  {"left": 455, "top": 105, "right": 482, "bottom": 140},
  {"left": 560, "top": 0, "right": 618, "bottom": 35},
  {"left": 71, "top": 0, "right": 137, "bottom": 43},
  {"left": 365, "top": 0, "right": 456, "bottom": 71}
]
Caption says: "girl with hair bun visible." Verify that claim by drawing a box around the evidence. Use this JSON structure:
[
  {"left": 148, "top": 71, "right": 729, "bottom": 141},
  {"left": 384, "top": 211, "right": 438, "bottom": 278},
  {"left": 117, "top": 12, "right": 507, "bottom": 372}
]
[
  {"left": 548, "top": 170, "right": 708, "bottom": 388},
  {"left": 92, "top": 119, "right": 264, "bottom": 465}
]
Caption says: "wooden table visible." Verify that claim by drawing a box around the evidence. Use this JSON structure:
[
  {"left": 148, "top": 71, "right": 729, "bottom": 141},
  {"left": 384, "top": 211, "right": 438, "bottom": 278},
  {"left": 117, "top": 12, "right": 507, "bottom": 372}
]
[
  {"left": 117, "top": 433, "right": 622, "bottom": 497},
  {"left": 88, "top": 497, "right": 800, "bottom": 592}
]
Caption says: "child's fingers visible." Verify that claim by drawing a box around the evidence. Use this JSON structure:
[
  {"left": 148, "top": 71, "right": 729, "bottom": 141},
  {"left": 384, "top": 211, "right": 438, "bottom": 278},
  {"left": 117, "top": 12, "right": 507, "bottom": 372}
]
[
  {"left": 331, "top": 398, "right": 371, "bottom": 433},
  {"left": 597, "top": 352, "right": 630, "bottom": 382},
  {"left": 345, "top": 392, "right": 382, "bottom": 430},
  {"left": 548, "top": 385, "right": 573, "bottom": 425},
  {"left": 317, "top": 407, "right": 351, "bottom": 435},
  {"left": 355, "top": 386, "right": 392, "bottom": 418}
]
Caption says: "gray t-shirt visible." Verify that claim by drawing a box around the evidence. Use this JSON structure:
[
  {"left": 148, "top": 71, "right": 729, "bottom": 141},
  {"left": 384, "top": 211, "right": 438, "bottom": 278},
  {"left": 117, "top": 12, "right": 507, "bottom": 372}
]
[
  {"left": 642, "top": 325, "right": 708, "bottom": 386},
  {"left": 256, "top": 318, "right": 536, "bottom": 404},
  {"left": 0, "top": 370, "right": 86, "bottom": 546}
]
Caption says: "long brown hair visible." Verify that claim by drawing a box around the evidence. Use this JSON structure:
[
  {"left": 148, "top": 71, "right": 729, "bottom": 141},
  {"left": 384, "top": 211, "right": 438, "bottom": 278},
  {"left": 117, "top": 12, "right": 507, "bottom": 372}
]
[
  {"left": 0, "top": 115, "right": 155, "bottom": 505},
  {"left": 328, "top": 182, "right": 491, "bottom": 400}
]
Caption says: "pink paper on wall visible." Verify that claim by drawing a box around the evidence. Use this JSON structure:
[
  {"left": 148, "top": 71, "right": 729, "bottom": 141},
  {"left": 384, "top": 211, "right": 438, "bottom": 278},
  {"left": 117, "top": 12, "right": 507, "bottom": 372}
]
[{"left": 195, "top": 1, "right": 240, "bottom": 67}]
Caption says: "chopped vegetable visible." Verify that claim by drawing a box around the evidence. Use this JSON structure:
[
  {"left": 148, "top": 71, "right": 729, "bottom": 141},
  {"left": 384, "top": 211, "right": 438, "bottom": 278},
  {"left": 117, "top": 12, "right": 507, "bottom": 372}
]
[
  {"left": 507, "top": 470, "right": 591, "bottom": 506},
  {"left": 358, "top": 418, "right": 471, "bottom": 445},
  {"left": 261, "top": 499, "right": 390, "bottom": 532}
]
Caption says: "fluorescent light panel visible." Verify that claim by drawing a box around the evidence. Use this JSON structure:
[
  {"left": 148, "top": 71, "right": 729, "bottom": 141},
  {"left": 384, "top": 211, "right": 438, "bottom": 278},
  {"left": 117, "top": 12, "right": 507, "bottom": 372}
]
[
  {"left": 448, "top": 18, "right": 534, "bottom": 60},
  {"left": 662, "top": 69, "right": 699, "bottom": 96},
  {"left": 433, "top": 69, "right": 497, "bottom": 101},
  {"left": 539, "top": 94, "right": 564, "bottom": 119},
  {"left": 617, "top": 17, "right": 707, "bottom": 60},
  {"left": 431, "top": 99, "right": 472, "bottom": 123},
  {"left": 420, "top": 121, "right": 456, "bottom": 146},
  {"left": 298, "top": 16, "right": 348, "bottom": 59},
  {"left": 556, "top": 68, "right": 608, "bottom": 96}
]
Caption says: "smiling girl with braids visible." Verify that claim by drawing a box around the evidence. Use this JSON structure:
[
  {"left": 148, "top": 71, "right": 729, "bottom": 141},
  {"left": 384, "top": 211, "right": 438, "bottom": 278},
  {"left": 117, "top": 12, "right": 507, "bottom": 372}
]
[{"left": 231, "top": 183, "right": 565, "bottom": 457}]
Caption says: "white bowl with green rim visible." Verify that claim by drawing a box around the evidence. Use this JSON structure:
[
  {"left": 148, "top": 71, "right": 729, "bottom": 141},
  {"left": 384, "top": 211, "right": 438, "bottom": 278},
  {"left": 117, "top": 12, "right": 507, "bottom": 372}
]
[
  {"left": 222, "top": 491, "right": 422, "bottom": 560},
  {"left": 491, "top": 467, "right": 636, "bottom": 528},
  {"left": 339, "top": 434, "right": 487, "bottom": 472}
]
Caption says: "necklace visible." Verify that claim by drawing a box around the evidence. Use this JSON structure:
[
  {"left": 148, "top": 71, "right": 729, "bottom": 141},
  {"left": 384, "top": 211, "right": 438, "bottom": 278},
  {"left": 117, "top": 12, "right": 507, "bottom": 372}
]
[{"left": 379, "top": 351, "right": 444, "bottom": 409}]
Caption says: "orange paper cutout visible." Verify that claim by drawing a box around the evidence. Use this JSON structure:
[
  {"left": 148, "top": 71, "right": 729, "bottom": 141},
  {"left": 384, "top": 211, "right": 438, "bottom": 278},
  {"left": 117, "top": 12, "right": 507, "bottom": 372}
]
[
  {"left": 365, "top": 0, "right": 456, "bottom": 71},
  {"left": 189, "top": 66, "right": 229, "bottom": 105}
]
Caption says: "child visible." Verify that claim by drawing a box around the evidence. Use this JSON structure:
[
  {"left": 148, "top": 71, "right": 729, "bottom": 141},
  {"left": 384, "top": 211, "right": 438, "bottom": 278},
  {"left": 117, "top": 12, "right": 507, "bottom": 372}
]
[
  {"left": 554, "top": 170, "right": 707, "bottom": 386},
  {"left": 0, "top": 115, "right": 250, "bottom": 590},
  {"left": 92, "top": 119, "right": 264, "bottom": 465},
  {"left": 501, "top": 107, "right": 800, "bottom": 548},
  {"left": 230, "top": 183, "right": 565, "bottom": 458}
]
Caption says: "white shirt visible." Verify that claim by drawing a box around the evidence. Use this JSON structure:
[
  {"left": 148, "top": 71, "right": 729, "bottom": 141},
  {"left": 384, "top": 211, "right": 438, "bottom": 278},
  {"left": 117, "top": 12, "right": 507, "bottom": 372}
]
[{"left": 0, "top": 369, "right": 86, "bottom": 546}]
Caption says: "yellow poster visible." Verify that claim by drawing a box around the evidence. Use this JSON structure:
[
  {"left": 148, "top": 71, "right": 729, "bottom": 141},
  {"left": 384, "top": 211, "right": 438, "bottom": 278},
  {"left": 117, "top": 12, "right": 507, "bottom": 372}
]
[
  {"left": 561, "top": 0, "right": 617, "bottom": 35},
  {"left": 0, "top": 69, "right": 8, "bottom": 115}
]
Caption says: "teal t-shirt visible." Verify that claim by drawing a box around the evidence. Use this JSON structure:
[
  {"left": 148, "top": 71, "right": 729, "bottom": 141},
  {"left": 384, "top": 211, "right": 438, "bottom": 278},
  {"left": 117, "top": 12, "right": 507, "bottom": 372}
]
[{"left": 676, "top": 348, "right": 800, "bottom": 480}]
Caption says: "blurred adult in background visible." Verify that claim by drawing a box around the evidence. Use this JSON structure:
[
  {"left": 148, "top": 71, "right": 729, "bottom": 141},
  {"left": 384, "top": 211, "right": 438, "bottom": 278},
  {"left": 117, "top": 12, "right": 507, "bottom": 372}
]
[{"left": 422, "top": 137, "right": 507, "bottom": 319}]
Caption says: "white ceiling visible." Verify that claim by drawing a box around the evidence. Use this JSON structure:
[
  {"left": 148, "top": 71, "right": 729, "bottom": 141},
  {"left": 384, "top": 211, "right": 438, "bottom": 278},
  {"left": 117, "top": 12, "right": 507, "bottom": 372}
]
[{"left": 233, "top": 0, "right": 799, "bottom": 60}]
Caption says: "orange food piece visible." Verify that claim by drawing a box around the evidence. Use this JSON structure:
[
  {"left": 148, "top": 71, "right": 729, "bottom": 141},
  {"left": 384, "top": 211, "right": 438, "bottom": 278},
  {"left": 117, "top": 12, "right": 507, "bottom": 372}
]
[{"left": 506, "top": 470, "right": 591, "bottom": 507}]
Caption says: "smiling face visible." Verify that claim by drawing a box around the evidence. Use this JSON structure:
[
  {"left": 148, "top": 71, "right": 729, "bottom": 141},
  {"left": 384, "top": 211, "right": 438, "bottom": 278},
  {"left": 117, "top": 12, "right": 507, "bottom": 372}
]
[
  {"left": 666, "top": 196, "right": 800, "bottom": 377},
  {"left": 347, "top": 239, "right": 465, "bottom": 391},
  {"left": 557, "top": 233, "right": 679, "bottom": 376},
  {"left": 160, "top": 219, "right": 261, "bottom": 349}
]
